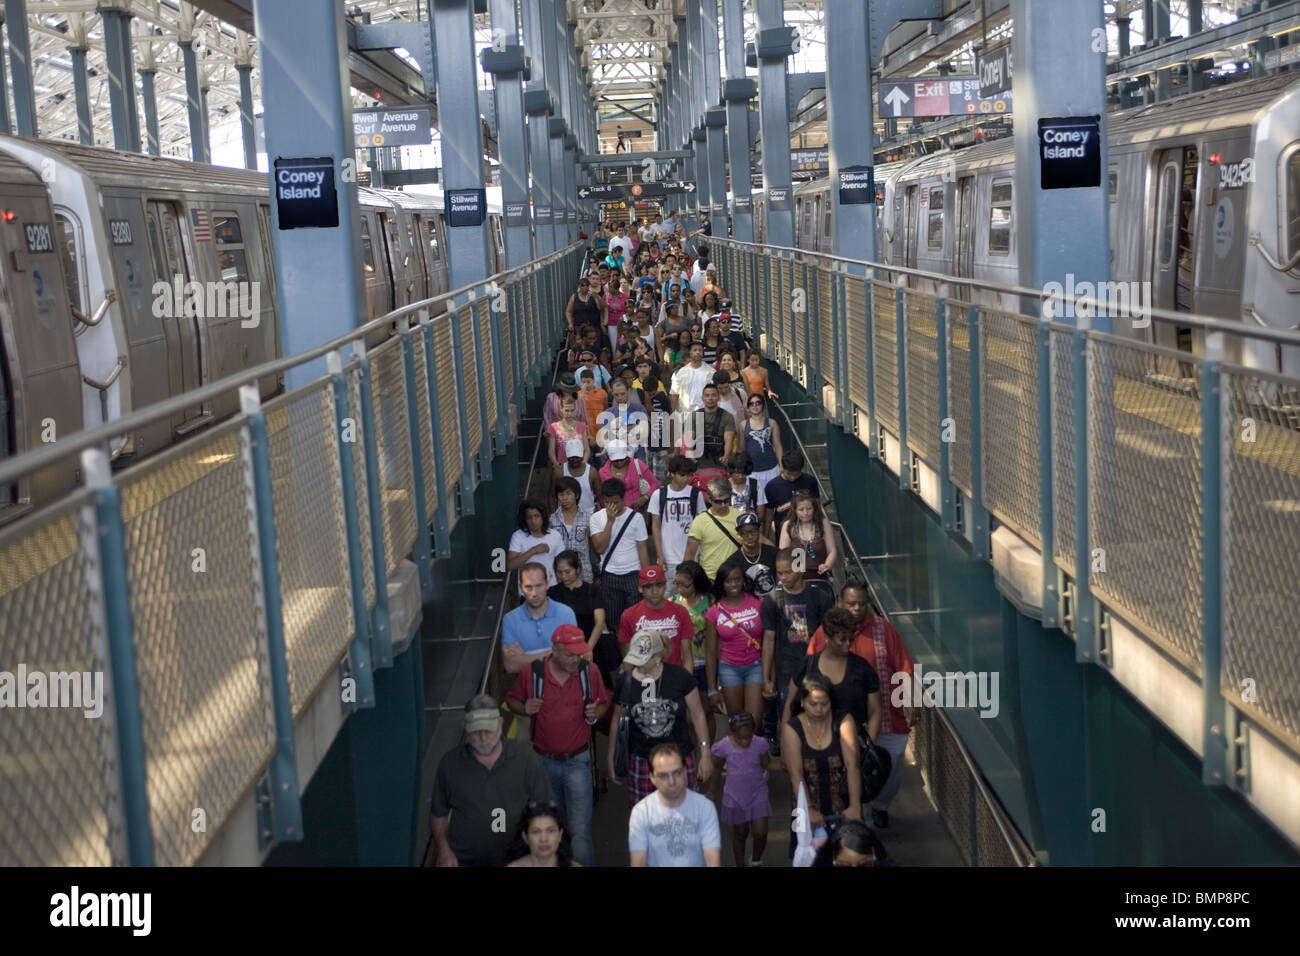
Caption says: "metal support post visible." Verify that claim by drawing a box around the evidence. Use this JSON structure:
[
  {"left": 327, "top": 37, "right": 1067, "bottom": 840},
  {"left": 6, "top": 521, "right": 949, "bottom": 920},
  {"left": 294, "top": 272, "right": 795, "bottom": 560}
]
[
  {"left": 140, "top": 68, "right": 160, "bottom": 156},
  {"left": 895, "top": 285, "right": 911, "bottom": 490},
  {"left": 826, "top": 0, "right": 877, "bottom": 262},
  {"left": 327, "top": 351, "right": 376, "bottom": 709},
  {"left": 100, "top": 6, "right": 140, "bottom": 151},
  {"left": 4, "top": 0, "right": 36, "bottom": 137},
  {"left": 237, "top": 386, "right": 304, "bottom": 842},
  {"left": 81, "top": 449, "right": 154, "bottom": 866},
  {"left": 1072, "top": 329, "right": 1098, "bottom": 662},
  {"left": 237, "top": 62, "right": 257, "bottom": 170},
  {"left": 181, "top": 40, "right": 208, "bottom": 163},
  {"left": 1036, "top": 322, "right": 1058, "bottom": 628},
  {"left": 1200, "top": 360, "right": 1227, "bottom": 786},
  {"left": 967, "top": 304, "right": 990, "bottom": 558},
  {"left": 521, "top": 0, "right": 555, "bottom": 254},
  {"left": 936, "top": 299, "right": 956, "bottom": 529},
  {"left": 756, "top": 0, "right": 794, "bottom": 249},
  {"left": 254, "top": 0, "right": 366, "bottom": 390},
  {"left": 722, "top": 0, "right": 754, "bottom": 240},
  {"left": 70, "top": 46, "right": 93, "bottom": 144},
  {"left": 1011, "top": 0, "right": 1110, "bottom": 333},
  {"left": 420, "top": 317, "right": 453, "bottom": 558}
]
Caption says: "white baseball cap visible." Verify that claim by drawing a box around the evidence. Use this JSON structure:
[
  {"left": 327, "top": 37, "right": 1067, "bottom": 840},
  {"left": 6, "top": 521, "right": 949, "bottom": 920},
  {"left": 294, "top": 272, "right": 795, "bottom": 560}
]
[
  {"left": 606, "top": 440, "right": 629, "bottom": 461},
  {"left": 564, "top": 439, "right": 584, "bottom": 459}
]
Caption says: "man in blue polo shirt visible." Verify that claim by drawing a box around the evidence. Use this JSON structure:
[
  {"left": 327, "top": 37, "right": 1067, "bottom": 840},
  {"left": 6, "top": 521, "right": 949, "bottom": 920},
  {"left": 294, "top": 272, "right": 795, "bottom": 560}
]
[{"left": 502, "top": 563, "right": 578, "bottom": 674}]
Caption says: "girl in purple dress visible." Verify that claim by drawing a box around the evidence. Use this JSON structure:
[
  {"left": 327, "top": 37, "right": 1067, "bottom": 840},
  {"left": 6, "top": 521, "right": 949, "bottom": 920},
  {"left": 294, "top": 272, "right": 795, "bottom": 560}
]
[{"left": 710, "top": 711, "right": 773, "bottom": 866}]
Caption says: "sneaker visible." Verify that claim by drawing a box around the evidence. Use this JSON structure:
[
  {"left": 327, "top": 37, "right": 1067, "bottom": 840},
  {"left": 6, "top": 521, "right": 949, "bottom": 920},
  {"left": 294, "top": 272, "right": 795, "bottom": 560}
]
[
  {"left": 748, "top": 858, "right": 764, "bottom": 867},
  {"left": 872, "top": 809, "right": 889, "bottom": 829}
]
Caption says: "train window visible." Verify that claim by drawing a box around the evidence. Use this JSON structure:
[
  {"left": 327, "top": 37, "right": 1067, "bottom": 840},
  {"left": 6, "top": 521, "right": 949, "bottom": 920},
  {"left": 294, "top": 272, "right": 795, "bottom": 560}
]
[
  {"left": 989, "top": 181, "right": 1013, "bottom": 256},
  {"left": 927, "top": 187, "right": 945, "bottom": 249},
  {"left": 54, "top": 214, "right": 84, "bottom": 312},
  {"left": 1287, "top": 147, "right": 1300, "bottom": 262},
  {"left": 1158, "top": 160, "right": 1179, "bottom": 268},
  {"left": 426, "top": 218, "right": 441, "bottom": 261},
  {"left": 1108, "top": 167, "right": 1119, "bottom": 266},
  {"left": 359, "top": 216, "right": 376, "bottom": 274},
  {"left": 149, "top": 201, "right": 190, "bottom": 283},
  {"left": 213, "top": 211, "right": 250, "bottom": 284}
]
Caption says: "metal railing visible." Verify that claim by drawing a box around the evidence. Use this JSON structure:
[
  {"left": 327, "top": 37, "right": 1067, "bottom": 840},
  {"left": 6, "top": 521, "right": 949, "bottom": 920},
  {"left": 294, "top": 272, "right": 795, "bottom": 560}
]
[
  {"left": 710, "top": 236, "right": 1300, "bottom": 802},
  {"left": 0, "top": 242, "right": 584, "bottom": 866}
]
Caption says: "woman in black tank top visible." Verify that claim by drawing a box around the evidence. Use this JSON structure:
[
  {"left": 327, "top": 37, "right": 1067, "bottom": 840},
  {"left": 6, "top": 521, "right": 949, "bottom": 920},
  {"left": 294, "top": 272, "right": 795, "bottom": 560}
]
[{"left": 782, "top": 674, "right": 862, "bottom": 829}]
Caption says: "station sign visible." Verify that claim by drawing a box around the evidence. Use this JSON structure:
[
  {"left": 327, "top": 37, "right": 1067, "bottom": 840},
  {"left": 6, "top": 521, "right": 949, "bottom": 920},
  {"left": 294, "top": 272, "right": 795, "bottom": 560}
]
[
  {"left": 837, "top": 165, "right": 875, "bottom": 205},
  {"left": 446, "top": 188, "right": 486, "bottom": 227},
  {"left": 577, "top": 181, "right": 696, "bottom": 199},
  {"left": 877, "top": 75, "right": 1011, "bottom": 118},
  {"left": 504, "top": 201, "right": 529, "bottom": 227},
  {"left": 353, "top": 106, "right": 432, "bottom": 148},
  {"left": 978, "top": 48, "right": 1012, "bottom": 98},
  {"left": 767, "top": 186, "right": 792, "bottom": 212},
  {"left": 536, "top": 204, "right": 552, "bottom": 224},
  {"left": 733, "top": 196, "right": 753, "bottom": 214},
  {"left": 1038, "top": 116, "right": 1102, "bottom": 190},
  {"left": 791, "top": 147, "right": 829, "bottom": 172},
  {"left": 274, "top": 157, "right": 338, "bottom": 230}
]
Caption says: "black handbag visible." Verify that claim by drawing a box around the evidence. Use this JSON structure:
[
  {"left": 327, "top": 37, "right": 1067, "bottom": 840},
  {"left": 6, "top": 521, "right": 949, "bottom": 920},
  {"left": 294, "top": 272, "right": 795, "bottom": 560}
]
[
  {"left": 612, "top": 672, "right": 634, "bottom": 778},
  {"left": 859, "top": 735, "right": 893, "bottom": 803}
]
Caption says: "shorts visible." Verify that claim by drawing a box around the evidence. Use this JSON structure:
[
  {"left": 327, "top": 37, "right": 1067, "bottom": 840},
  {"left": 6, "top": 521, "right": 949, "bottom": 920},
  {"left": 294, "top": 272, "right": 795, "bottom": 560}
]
[
  {"left": 628, "top": 750, "right": 697, "bottom": 807},
  {"left": 750, "top": 465, "right": 780, "bottom": 506},
  {"left": 720, "top": 790, "right": 774, "bottom": 827},
  {"left": 694, "top": 662, "right": 710, "bottom": 696},
  {"left": 718, "top": 659, "right": 763, "bottom": 688}
]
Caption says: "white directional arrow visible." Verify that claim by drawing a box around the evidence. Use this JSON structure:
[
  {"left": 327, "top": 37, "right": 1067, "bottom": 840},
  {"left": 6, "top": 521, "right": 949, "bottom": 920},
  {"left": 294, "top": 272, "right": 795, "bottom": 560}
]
[
  {"left": 683, "top": 181, "right": 696, "bottom": 193},
  {"left": 578, "top": 187, "right": 591, "bottom": 198},
  {"left": 883, "top": 85, "right": 911, "bottom": 117}
]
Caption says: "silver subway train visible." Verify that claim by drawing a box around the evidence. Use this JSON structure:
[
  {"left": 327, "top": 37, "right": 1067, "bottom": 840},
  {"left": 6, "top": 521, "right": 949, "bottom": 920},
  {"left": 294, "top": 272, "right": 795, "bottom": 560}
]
[
  {"left": 754, "top": 73, "right": 1300, "bottom": 372},
  {"left": 0, "top": 136, "right": 504, "bottom": 521}
]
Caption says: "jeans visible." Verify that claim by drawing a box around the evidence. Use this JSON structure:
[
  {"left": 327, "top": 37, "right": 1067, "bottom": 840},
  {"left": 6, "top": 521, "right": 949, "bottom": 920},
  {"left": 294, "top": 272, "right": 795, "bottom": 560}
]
[
  {"left": 871, "top": 733, "right": 910, "bottom": 813},
  {"left": 540, "top": 749, "right": 595, "bottom": 867}
]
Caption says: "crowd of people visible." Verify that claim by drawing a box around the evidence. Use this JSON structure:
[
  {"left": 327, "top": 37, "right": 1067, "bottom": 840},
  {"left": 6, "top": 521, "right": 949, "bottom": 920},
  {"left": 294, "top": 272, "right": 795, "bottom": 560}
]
[{"left": 428, "top": 220, "right": 917, "bottom": 867}]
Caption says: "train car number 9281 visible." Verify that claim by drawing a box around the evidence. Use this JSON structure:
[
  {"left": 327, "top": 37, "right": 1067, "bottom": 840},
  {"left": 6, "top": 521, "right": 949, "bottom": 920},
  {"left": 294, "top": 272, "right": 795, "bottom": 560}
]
[{"left": 24, "top": 221, "right": 54, "bottom": 254}]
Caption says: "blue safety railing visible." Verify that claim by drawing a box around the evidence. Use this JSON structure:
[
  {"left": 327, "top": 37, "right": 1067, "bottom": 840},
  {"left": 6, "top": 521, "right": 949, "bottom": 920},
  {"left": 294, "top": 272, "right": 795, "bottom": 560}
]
[
  {"left": 0, "top": 242, "right": 584, "bottom": 866},
  {"left": 711, "top": 236, "right": 1300, "bottom": 845}
]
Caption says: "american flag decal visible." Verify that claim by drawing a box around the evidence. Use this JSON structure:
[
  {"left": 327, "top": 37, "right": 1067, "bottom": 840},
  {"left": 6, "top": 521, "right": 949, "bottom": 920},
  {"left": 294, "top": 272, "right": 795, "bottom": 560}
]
[{"left": 191, "top": 208, "right": 211, "bottom": 242}]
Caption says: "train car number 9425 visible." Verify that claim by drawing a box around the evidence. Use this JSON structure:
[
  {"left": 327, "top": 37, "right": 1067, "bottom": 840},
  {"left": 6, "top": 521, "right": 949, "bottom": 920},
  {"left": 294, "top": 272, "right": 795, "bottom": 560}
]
[{"left": 24, "top": 221, "right": 54, "bottom": 254}]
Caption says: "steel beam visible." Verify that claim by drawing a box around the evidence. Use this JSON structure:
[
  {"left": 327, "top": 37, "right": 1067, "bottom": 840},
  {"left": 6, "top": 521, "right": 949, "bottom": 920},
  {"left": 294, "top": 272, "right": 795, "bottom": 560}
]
[{"left": 4, "top": 0, "right": 36, "bottom": 137}]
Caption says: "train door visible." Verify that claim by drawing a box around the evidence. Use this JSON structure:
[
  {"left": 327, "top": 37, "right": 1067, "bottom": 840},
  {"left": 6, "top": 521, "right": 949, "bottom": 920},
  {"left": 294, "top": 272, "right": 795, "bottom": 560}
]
[
  {"left": 424, "top": 213, "right": 446, "bottom": 296},
  {"left": 903, "top": 185, "right": 919, "bottom": 272},
  {"left": 490, "top": 216, "right": 506, "bottom": 273},
  {"left": 1151, "top": 145, "right": 1198, "bottom": 351},
  {"left": 145, "top": 200, "right": 205, "bottom": 426},
  {"left": 407, "top": 214, "right": 429, "bottom": 301},
  {"left": 821, "top": 194, "right": 833, "bottom": 254},
  {"left": 382, "top": 209, "right": 406, "bottom": 307},
  {"left": 953, "top": 176, "right": 976, "bottom": 300}
]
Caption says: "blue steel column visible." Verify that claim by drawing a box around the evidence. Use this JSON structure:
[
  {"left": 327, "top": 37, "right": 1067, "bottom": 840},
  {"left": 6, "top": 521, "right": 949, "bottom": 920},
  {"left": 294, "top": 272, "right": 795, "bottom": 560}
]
[
  {"left": 755, "top": 0, "right": 794, "bottom": 249},
  {"left": 700, "top": 0, "right": 725, "bottom": 221},
  {"left": 826, "top": 0, "right": 877, "bottom": 262},
  {"left": 685, "top": 1, "right": 703, "bottom": 219},
  {"left": 431, "top": 0, "right": 493, "bottom": 490},
  {"left": 562, "top": 21, "right": 579, "bottom": 243},
  {"left": 539, "top": 0, "right": 565, "bottom": 252},
  {"left": 4, "top": 0, "right": 36, "bottom": 137},
  {"left": 1011, "top": 0, "right": 1109, "bottom": 330},
  {"left": 237, "top": 62, "right": 257, "bottom": 170},
  {"left": 1200, "top": 360, "right": 1227, "bottom": 786},
  {"left": 181, "top": 40, "right": 209, "bottom": 163},
  {"left": 139, "top": 68, "right": 160, "bottom": 156},
  {"left": 70, "top": 45, "right": 93, "bottom": 144},
  {"left": 81, "top": 449, "right": 154, "bottom": 866},
  {"left": 694, "top": 129, "right": 711, "bottom": 221},
  {"left": 521, "top": 0, "right": 554, "bottom": 254},
  {"left": 722, "top": 0, "right": 754, "bottom": 241},
  {"left": 199, "top": 85, "right": 213, "bottom": 161},
  {"left": 486, "top": 0, "right": 532, "bottom": 268},
  {"left": 254, "top": 0, "right": 366, "bottom": 390},
  {"left": 100, "top": 7, "right": 140, "bottom": 151},
  {"left": 0, "top": 12, "right": 9, "bottom": 135}
]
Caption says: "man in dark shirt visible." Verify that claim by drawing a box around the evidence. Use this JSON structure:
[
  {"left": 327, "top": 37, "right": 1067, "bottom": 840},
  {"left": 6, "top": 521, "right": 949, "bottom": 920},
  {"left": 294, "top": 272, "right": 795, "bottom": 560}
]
[
  {"left": 762, "top": 449, "right": 820, "bottom": 541},
  {"left": 429, "top": 694, "right": 553, "bottom": 867},
  {"left": 761, "top": 548, "right": 835, "bottom": 746}
]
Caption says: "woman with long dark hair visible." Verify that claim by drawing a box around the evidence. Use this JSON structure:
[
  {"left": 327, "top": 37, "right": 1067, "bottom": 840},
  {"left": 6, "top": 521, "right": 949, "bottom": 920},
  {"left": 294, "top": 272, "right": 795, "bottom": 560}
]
[
  {"left": 505, "top": 802, "right": 579, "bottom": 867},
  {"left": 812, "top": 819, "right": 892, "bottom": 867}
]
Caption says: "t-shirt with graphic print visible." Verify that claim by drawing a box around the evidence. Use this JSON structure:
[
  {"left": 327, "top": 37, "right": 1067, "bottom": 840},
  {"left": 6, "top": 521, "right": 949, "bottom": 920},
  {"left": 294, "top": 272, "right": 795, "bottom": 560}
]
[
  {"left": 705, "top": 594, "right": 764, "bottom": 667},
  {"left": 614, "top": 662, "right": 697, "bottom": 761},
  {"left": 628, "top": 788, "right": 720, "bottom": 867},
  {"left": 671, "top": 593, "right": 712, "bottom": 669},
  {"left": 761, "top": 585, "right": 835, "bottom": 686}
]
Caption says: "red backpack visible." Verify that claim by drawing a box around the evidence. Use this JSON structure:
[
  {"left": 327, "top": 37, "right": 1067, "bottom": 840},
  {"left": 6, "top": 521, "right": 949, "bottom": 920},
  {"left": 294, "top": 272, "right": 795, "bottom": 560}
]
[{"left": 689, "top": 467, "right": 729, "bottom": 495}]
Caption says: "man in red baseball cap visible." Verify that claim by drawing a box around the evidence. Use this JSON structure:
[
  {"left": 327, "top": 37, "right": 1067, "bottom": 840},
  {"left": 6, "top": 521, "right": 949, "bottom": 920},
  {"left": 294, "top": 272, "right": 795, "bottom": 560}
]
[
  {"left": 618, "top": 565, "right": 694, "bottom": 669},
  {"left": 505, "top": 624, "right": 610, "bottom": 867}
]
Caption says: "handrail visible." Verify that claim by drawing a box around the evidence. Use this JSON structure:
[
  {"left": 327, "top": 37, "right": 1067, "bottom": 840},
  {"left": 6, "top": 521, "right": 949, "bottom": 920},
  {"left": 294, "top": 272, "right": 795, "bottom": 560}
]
[
  {"left": 710, "top": 235, "right": 1300, "bottom": 348},
  {"left": 0, "top": 241, "right": 583, "bottom": 487}
]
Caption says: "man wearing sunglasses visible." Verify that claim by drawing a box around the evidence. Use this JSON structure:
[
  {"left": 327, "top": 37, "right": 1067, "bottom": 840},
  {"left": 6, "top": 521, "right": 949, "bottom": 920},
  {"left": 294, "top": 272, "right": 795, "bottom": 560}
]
[{"left": 682, "top": 478, "right": 744, "bottom": 580}]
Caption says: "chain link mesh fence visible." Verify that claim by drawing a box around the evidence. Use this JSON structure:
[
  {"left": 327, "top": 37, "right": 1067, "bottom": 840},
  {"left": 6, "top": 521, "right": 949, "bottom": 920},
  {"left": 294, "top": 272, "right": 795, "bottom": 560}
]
[
  {"left": 264, "top": 383, "right": 354, "bottom": 719},
  {"left": 347, "top": 370, "right": 378, "bottom": 612},
  {"left": 1221, "top": 364, "right": 1300, "bottom": 745},
  {"left": 846, "top": 276, "right": 869, "bottom": 411},
  {"left": 117, "top": 420, "right": 277, "bottom": 866},
  {"left": 980, "top": 308, "right": 1041, "bottom": 546},
  {"left": 870, "top": 279, "right": 899, "bottom": 433},
  {"left": 0, "top": 491, "right": 122, "bottom": 866},
  {"left": 948, "top": 306, "right": 973, "bottom": 497},
  {"left": 434, "top": 319, "right": 463, "bottom": 493},
  {"left": 369, "top": 339, "right": 419, "bottom": 574},
  {"left": 1050, "top": 326, "right": 1078, "bottom": 577},
  {"left": 477, "top": 299, "right": 499, "bottom": 436},
  {"left": 412, "top": 328, "right": 440, "bottom": 520},
  {"left": 817, "top": 263, "right": 833, "bottom": 383},
  {"left": 1088, "top": 335, "right": 1203, "bottom": 670},
  {"left": 905, "top": 290, "right": 942, "bottom": 464},
  {"left": 457, "top": 306, "right": 484, "bottom": 461}
]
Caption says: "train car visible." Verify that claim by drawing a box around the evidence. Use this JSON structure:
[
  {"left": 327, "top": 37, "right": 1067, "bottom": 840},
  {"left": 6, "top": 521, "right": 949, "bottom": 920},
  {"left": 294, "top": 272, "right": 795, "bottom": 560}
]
[
  {"left": 0, "top": 151, "right": 84, "bottom": 518},
  {"left": 0, "top": 137, "right": 281, "bottom": 461},
  {"left": 883, "top": 73, "right": 1300, "bottom": 372}
]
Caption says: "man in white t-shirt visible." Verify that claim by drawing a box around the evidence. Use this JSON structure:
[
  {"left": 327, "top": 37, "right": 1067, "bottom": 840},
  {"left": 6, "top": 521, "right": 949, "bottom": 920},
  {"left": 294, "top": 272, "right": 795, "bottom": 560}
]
[
  {"left": 590, "top": 476, "right": 650, "bottom": 658},
  {"left": 671, "top": 342, "right": 713, "bottom": 415},
  {"left": 609, "top": 225, "right": 633, "bottom": 265},
  {"left": 649, "top": 455, "right": 706, "bottom": 597},
  {"left": 629, "top": 744, "right": 721, "bottom": 867}
]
